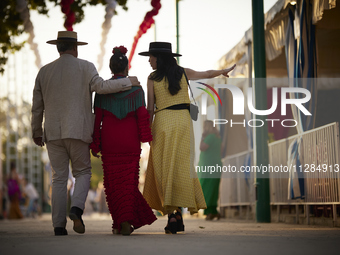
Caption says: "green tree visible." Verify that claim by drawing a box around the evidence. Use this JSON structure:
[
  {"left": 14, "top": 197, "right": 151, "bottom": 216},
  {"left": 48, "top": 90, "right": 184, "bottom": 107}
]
[{"left": 0, "top": 0, "right": 128, "bottom": 75}]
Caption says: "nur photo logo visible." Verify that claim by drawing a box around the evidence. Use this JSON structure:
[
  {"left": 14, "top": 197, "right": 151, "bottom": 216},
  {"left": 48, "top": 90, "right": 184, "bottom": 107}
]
[{"left": 195, "top": 81, "right": 312, "bottom": 128}]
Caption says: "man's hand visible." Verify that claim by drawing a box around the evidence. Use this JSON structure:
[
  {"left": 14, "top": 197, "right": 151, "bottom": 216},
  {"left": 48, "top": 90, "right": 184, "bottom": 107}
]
[
  {"left": 128, "top": 76, "right": 141, "bottom": 87},
  {"left": 91, "top": 150, "right": 100, "bottom": 158},
  {"left": 33, "top": 137, "right": 45, "bottom": 147}
]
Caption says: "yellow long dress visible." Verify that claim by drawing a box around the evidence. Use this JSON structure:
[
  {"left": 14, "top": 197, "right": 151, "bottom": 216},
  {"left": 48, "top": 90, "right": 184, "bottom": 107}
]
[{"left": 143, "top": 74, "right": 207, "bottom": 215}]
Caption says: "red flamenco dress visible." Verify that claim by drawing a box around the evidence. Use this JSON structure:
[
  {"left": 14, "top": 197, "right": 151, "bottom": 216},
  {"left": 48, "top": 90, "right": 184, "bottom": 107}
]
[{"left": 90, "top": 76, "right": 157, "bottom": 233}]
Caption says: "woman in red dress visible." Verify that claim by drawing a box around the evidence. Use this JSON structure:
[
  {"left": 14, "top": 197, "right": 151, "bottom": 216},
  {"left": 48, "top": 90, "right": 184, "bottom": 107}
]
[{"left": 90, "top": 46, "right": 156, "bottom": 235}]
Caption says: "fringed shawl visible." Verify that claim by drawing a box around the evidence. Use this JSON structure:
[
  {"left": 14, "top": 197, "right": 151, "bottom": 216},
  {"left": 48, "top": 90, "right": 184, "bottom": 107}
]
[{"left": 94, "top": 82, "right": 145, "bottom": 120}]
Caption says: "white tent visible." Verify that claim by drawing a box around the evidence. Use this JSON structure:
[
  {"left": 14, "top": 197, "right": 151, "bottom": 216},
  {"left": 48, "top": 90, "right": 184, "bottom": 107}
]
[
  {"left": 218, "top": 0, "right": 339, "bottom": 80},
  {"left": 212, "top": 0, "right": 340, "bottom": 157},
  {"left": 216, "top": 0, "right": 340, "bottom": 209}
]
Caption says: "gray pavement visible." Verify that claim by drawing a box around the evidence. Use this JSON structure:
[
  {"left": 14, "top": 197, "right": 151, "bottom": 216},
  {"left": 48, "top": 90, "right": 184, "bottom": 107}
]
[{"left": 0, "top": 213, "right": 339, "bottom": 255}]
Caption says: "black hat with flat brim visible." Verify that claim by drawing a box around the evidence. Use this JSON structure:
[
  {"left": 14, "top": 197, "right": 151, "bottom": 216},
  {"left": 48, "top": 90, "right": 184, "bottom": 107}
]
[
  {"left": 138, "top": 42, "right": 181, "bottom": 57},
  {"left": 47, "top": 31, "right": 88, "bottom": 45}
]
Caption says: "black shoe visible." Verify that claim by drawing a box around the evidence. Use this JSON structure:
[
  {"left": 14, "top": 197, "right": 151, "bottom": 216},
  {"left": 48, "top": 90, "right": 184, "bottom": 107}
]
[
  {"left": 175, "top": 209, "right": 185, "bottom": 232},
  {"left": 69, "top": 206, "right": 85, "bottom": 234},
  {"left": 54, "top": 227, "right": 68, "bottom": 236},
  {"left": 164, "top": 213, "right": 177, "bottom": 234}
]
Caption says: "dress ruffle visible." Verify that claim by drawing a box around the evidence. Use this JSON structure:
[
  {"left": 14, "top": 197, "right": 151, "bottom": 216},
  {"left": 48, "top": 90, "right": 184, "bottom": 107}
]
[{"left": 102, "top": 153, "right": 157, "bottom": 231}]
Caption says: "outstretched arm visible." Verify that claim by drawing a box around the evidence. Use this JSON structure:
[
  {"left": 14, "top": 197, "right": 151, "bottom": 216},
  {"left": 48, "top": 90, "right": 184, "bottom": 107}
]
[{"left": 184, "top": 64, "right": 236, "bottom": 80}]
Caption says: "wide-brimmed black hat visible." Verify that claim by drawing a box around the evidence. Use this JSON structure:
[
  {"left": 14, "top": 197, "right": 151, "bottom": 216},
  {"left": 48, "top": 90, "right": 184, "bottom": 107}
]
[
  {"left": 46, "top": 31, "right": 88, "bottom": 45},
  {"left": 138, "top": 42, "right": 181, "bottom": 57}
]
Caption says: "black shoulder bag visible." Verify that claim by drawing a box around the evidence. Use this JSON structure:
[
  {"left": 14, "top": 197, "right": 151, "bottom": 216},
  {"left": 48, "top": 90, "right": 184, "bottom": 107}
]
[{"left": 183, "top": 71, "right": 199, "bottom": 121}]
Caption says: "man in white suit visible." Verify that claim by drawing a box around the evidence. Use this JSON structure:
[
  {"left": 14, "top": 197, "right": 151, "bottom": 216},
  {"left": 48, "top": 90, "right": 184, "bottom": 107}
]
[{"left": 31, "top": 31, "right": 141, "bottom": 236}]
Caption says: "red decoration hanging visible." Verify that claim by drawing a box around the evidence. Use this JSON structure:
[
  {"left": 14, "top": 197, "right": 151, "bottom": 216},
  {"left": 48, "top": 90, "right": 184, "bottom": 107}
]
[
  {"left": 128, "top": 0, "right": 161, "bottom": 69},
  {"left": 61, "top": 0, "right": 76, "bottom": 31}
]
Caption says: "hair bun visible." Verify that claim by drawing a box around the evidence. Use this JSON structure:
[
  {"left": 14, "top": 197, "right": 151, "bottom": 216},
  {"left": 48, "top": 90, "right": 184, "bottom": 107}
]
[{"left": 112, "top": 46, "right": 128, "bottom": 55}]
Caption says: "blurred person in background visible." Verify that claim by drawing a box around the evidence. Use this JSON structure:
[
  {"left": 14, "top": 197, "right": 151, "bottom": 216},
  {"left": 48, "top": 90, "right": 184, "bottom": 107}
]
[
  {"left": 7, "top": 162, "right": 23, "bottom": 219},
  {"left": 96, "top": 181, "right": 109, "bottom": 214},
  {"left": 0, "top": 175, "right": 5, "bottom": 219},
  {"left": 1, "top": 186, "right": 6, "bottom": 219},
  {"left": 22, "top": 178, "right": 40, "bottom": 218},
  {"left": 198, "top": 120, "right": 222, "bottom": 220},
  {"left": 84, "top": 185, "right": 98, "bottom": 214}
]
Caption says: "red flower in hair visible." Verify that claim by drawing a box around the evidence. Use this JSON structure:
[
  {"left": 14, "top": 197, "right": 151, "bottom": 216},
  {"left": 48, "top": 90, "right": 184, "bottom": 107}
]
[{"left": 112, "top": 46, "right": 128, "bottom": 55}]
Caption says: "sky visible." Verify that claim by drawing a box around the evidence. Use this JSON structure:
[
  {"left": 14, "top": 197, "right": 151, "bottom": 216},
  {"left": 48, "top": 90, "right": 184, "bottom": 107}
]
[{"left": 1, "top": 0, "right": 278, "bottom": 103}]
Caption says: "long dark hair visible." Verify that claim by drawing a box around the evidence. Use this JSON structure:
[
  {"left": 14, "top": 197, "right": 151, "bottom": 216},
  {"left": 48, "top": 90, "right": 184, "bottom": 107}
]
[{"left": 149, "top": 53, "right": 184, "bottom": 95}]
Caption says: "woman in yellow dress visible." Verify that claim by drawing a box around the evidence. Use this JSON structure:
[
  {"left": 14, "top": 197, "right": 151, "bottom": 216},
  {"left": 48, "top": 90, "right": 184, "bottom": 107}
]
[{"left": 139, "top": 42, "right": 235, "bottom": 234}]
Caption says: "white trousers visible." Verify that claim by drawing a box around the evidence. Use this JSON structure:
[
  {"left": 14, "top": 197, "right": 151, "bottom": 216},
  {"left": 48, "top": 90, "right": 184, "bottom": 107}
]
[{"left": 46, "top": 139, "right": 91, "bottom": 228}]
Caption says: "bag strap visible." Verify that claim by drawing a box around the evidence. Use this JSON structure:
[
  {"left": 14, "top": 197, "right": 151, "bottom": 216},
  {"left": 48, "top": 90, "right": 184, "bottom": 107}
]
[{"left": 183, "top": 70, "right": 197, "bottom": 105}]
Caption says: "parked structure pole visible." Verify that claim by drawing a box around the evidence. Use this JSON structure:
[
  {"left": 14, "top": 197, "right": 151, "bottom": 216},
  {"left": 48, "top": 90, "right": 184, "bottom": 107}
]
[{"left": 252, "top": 0, "right": 271, "bottom": 222}]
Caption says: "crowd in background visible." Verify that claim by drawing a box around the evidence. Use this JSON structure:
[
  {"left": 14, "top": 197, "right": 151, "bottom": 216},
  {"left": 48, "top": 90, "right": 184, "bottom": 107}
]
[
  {"left": 1, "top": 162, "right": 40, "bottom": 220},
  {"left": 0, "top": 162, "right": 111, "bottom": 220}
]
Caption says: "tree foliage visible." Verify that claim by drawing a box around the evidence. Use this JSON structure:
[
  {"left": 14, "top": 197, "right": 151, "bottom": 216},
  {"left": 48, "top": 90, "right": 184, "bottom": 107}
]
[{"left": 0, "top": 0, "right": 128, "bottom": 75}]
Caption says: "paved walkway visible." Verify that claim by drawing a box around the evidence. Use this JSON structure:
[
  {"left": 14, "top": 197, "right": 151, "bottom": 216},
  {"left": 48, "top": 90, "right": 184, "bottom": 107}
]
[{"left": 0, "top": 213, "right": 339, "bottom": 255}]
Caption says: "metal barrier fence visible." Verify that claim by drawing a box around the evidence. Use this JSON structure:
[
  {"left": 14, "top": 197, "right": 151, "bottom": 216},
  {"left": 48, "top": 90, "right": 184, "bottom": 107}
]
[
  {"left": 269, "top": 122, "right": 340, "bottom": 204},
  {"left": 219, "top": 122, "right": 340, "bottom": 224},
  {"left": 219, "top": 150, "right": 255, "bottom": 218}
]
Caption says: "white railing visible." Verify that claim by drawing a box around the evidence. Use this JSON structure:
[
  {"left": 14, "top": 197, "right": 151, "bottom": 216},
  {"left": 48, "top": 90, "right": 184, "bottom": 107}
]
[
  {"left": 220, "top": 150, "right": 255, "bottom": 207},
  {"left": 219, "top": 122, "right": 340, "bottom": 224},
  {"left": 268, "top": 122, "right": 340, "bottom": 204}
]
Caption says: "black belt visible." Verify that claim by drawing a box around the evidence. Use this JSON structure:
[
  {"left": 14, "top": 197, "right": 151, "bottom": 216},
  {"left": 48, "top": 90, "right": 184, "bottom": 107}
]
[
  {"left": 164, "top": 103, "right": 190, "bottom": 110},
  {"left": 156, "top": 103, "right": 190, "bottom": 113}
]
